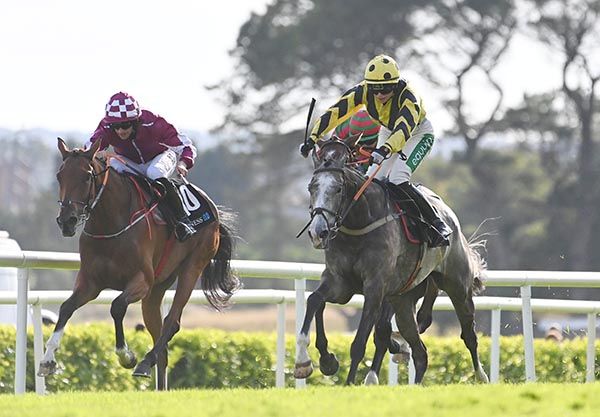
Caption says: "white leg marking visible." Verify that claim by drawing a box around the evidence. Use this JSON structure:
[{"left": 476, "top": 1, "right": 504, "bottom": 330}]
[
  {"left": 364, "top": 370, "right": 379, "bottom": 385},
  {"left": 42, "top": 328, "right": 64, "bottom": 363},
  {"left": 295, "top": 333, "right": 311, "bottom": 364}
]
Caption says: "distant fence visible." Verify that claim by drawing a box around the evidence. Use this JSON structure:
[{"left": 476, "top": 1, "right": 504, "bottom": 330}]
[{"left": 1, "top": 250, "right": 600, "bottom": 394}]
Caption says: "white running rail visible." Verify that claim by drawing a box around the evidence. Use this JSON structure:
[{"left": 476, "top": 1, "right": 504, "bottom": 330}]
[{"left": 1, "top": 250, "right": 599, "bottom": 394}]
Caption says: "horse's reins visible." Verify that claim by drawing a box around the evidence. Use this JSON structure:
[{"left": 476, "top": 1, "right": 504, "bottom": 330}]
[{"left": 80, "top": 154, "right": 161, "bottom": 239}]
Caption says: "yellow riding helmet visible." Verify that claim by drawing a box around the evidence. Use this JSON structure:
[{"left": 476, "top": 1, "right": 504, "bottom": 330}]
[{"left": 364, "top": 54, "right": 400, "bottom": 84}]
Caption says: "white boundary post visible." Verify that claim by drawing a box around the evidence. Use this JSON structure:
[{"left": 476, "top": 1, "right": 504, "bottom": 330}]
[
  {"left": 586, "top": 312, "right": 597, "bottom": 383},
  {"left": 295, "top": 278, "right": 306, "bottom": 388},
  {"left": 31, "top": 303, "right": 46, "bottom": 394},
  {"left": 490, "top": 308, "right": 501, "bottom": 383},
  {"left": 15, "top": 268, "right": 29, "bottom": 394},
  {"left": 276, "top": 302, "right": 286, "bottom": 388},
  {"left": 520, "top": 285, "right": 536, "bottom": 382}
]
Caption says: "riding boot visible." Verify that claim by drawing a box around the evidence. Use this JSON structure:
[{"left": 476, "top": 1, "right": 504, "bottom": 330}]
[
  {"left": 395, "top": 182, "right": 452, "bottom": 247},
  {"left": 155, "top": 178, "right": 195, "bottom": 242}
]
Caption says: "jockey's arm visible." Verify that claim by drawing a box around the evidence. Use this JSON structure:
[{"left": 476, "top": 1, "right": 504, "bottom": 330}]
[
  {"left": 383, "top": 97, "right": 422, "bottom": 153},
  {"left": 308, "top": 83, "right": 366, "bottom": 143}
]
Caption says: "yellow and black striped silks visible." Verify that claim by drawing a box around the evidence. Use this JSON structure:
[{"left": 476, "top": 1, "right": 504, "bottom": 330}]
[{"left": 309, "top": 80, "right": 426, "bottom": 153}]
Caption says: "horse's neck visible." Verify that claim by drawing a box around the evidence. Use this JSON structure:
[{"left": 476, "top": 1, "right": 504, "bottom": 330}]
[
  {"left": 344, "top": 171, "right": 390, "bottom": 227},
  {"left": 85, "top": 165, "right": 134, "bottom": 231}
]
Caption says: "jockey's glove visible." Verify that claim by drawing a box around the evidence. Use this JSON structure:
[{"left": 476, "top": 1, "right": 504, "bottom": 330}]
[
  {"left": 299, "top": 141, "right": 315, "bottom": 158},
  {"left": 369, "top": 145, "right": 391, "bottom": 165}
]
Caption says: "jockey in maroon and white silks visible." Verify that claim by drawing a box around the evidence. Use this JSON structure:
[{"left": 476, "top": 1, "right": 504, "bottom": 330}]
[
  {"left": 84, "top": 92, "right": 196, "bottom": 180},
  {"left": 84, "top": 91, "right": 197, "bottom": 242}
]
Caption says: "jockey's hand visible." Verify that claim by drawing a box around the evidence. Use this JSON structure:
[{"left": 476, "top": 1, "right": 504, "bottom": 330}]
[
  {"left": 299, "top": 141, "right": 315, "bottom": 158},
  {"left": 176, "top": 161, "right": 189, "bottom": 177},
  {"left": 369, "top": 146, "right": 391, "bottom": 165}
]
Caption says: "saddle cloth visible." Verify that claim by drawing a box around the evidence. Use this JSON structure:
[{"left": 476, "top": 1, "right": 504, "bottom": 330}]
[
  {"left": 170, "top": 178, "right": 217, "bottom": 230},
  {"left": 127, "top": 175, "right": 217, "bottom": 232}
]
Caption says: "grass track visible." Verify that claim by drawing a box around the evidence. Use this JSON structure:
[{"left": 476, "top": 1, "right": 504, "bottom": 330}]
[{"left": 1, "top": 383, "right": 598, "bottom": 417}]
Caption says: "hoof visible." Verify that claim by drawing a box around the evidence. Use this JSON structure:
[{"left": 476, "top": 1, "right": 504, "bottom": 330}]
[
  {"left": 132, "top": 362, "right": 152, "bottom": 379},
  {"left": 319, "top": 353, "right": 339, "bottom": 376},
  {"left": 476, "top": 365, "right": 490, "bottom": 383},
  {"left": 38, "top": 360, "right": 58, "bottom": 377},
  {"left": 117, "top": 349, "right": 138, "bottom": 369},
  {"left": 363, "top": 370, "right": 379, "bottom": 385},
  {"left": 391, "top": 351, "right": 410, "bottom": 364},
  {"left": 294, "top": 360, "right": 313, "bottom": 379}
]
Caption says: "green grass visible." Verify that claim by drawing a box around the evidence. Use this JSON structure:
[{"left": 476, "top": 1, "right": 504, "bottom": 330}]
[{"left": 0, "top": 383, "right": 598, "bottom": 417}]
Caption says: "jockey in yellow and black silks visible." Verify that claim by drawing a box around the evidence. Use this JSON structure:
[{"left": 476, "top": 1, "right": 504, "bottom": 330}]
[{"left": 300, "top": 54, "right": 451, "bottom": 247}]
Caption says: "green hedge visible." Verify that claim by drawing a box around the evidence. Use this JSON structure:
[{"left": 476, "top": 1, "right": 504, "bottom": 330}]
[{"left": 0, "top": 324, "right": 598, "bottom": 392}]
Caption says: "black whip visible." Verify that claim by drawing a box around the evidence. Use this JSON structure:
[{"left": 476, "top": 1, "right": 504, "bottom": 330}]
[{"left": 303, "top": 98, "right": 316, "bottom": 146}]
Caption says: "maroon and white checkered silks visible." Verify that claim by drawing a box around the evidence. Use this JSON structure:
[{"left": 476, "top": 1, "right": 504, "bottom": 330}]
[{"left": 104, "top": 92, "right": 141, "bottom": 123}]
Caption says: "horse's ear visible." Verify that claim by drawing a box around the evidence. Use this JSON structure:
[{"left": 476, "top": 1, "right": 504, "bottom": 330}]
[
  {"left": 344, "top": 133, "right": 362, "bottom": 149},
  {"left": 311, "top": 145, "right": 321, "bottom": 167},
  {"left": 57, "top": 137, "right": 70, "bottom": 160},
  {"left": 85, "top": 139, "right": 102, "bottom": 159}
]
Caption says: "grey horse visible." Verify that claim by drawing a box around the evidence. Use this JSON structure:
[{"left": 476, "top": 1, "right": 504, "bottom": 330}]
[{"left": 294, "top": 136, "right": 489, "bottom": 385}]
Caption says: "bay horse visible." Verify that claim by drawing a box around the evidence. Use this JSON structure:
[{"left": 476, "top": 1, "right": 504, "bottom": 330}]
[
  {"left": 39, "top": 138, "right": 240, "bottom": 390},
  {"left": 294, "top": 136, "right": 489, "bottom": 385}
]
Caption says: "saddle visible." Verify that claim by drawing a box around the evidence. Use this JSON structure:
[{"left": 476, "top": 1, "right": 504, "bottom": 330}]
[{"left": 375, "top": 180, "right": 428, "bottom": 245}]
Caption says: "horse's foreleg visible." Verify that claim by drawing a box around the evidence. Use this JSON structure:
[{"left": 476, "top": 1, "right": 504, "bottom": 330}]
[
  {"left": 38, "top": 277, "right": 100, "bottom": 377},
  {"left": 293, "top": 286, "right": 329, "bottom": 379},
  {"left": 364, "top": 302, "right": 397, "bottom": 385},
  {"left": 111, "top": 276, "right": 149, "bottom": 370},
  {"left": 346, "top": 290, "right": 383, "bottom": 385},
  {"left": 391, "top": 295, "right": 428, "bottom": 384},
  {"left": 141, "top": 284, "right": 169, "bottom": 390},
  {"left": 314, "top": 303, "right": 339, "bottom": 376}
]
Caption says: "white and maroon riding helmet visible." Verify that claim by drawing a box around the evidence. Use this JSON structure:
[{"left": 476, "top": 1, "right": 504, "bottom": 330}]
[{"left": 103, "top": 92, "right": 142, "bottom": 123}]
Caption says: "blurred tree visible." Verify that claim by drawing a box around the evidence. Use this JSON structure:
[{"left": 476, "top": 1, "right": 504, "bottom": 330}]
[
  {"left": 219, "top": 0, "right": 434, "bottom": 135},
  {"left": 408, "top": 0, "right": 519, "bottom": 161},
  {"left": 497, "top": 0, "right": 600, "bottom": 269}
]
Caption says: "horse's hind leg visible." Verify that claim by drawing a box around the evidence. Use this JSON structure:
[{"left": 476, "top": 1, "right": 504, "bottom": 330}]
[
  {"left": 38, "top": 274, "right": 100, "bottom": 376},
  {"left": 314, "top": 303, "right": 339, "bottom": 376},
  {"left": 440, "top": 273, "right": 489, "bottom": 383},
  {"left": 133, "top": 261, "right": 206, "bottom": 380},
  {"left": 111, "top": 272, "right": 150, "bottom": 370},
  {"left": 390, "top": 294, "right": 428, "bottom": 384},
  {"left": 416, "top": 277, "right": 438, "bottom": 334}
]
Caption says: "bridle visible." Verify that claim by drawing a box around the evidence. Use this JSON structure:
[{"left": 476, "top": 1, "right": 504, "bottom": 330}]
[
  {"left": 57, "top": 156, "right": 110, "bottom": 226},
  {"left": 296, "top": 166, "right": 352, "bottom": 244}
]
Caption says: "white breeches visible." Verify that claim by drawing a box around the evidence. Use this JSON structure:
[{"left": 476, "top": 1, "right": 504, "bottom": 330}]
[
  {"left": 110, "top": 150, "right": 178, "bottom": 180},
  {"left": 366, "top": 118, "right": 435, "bottom": 184}
]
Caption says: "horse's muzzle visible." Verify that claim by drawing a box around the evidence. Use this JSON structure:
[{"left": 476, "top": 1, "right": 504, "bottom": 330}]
[
  {"left": 308, "top": 225, "right": 332, "bottom": 250},
  {"left": 56, "top": 215, "right": 78, "bottom": 237}
]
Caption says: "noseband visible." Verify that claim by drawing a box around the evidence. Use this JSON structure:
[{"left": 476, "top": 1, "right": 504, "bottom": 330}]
[{"left": 58, "top": 157, "right": 110, "bottom": 224}]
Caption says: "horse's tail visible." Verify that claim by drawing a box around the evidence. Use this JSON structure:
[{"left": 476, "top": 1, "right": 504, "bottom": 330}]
[
  {"left": 466, "top": 218, "right": 499, "bottom": 295},
  {"left": 201, "top": 208, "right": 242, "bottom": 311}
]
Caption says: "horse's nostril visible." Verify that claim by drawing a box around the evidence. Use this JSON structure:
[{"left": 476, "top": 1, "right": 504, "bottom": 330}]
[{"left": 319, "top": 230, "right": 329, "bottom": 240}]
